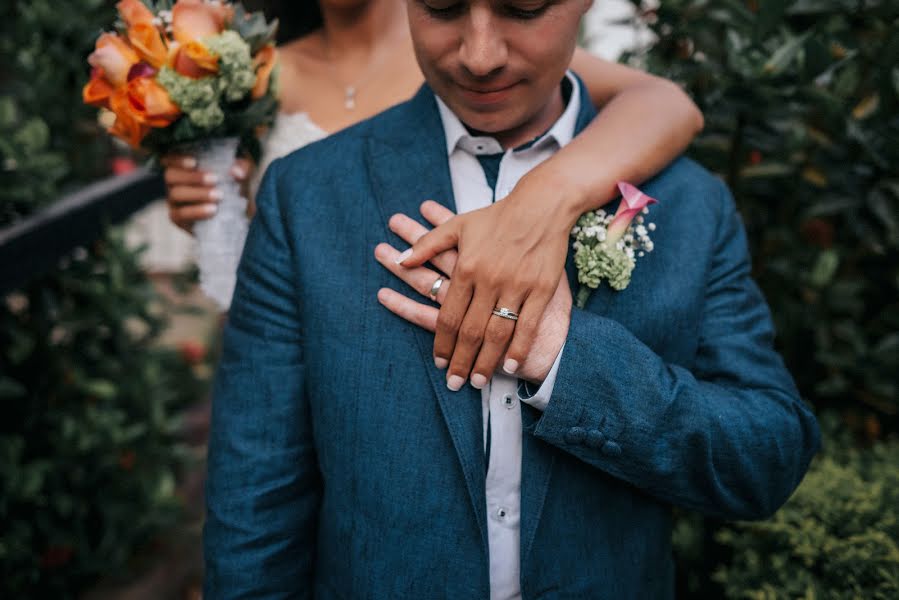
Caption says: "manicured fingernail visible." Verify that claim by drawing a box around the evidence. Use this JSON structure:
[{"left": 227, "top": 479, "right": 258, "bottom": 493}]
[
  {"left": 470, "top": 373, "right": 487, "bottom": 389},
  {"left": 395, "top": 248, "right": 413, "bottom": 265},
  {"left": 203, "top": 173, "right": 219, "bottom": 185},
  {"left": 204, "top": 204, "right": 218, "bottom": 216},
  {"left": 503, "top": 359, "right": 519, "bottom": 375},
  {"left": 434, "top": 357, "right": 448, "bottom": 369},
  {"left": 209, "top": 188, "right": 223, "bottom": 201},
  {"left": 447, "top": 375, "right": 465, "bottom": 391},
  {"left": 230, "top": 164, "right": 247, "bottom": 180},
  {"left": 182, "top": 157, "right": 197, "bottom": 169}
]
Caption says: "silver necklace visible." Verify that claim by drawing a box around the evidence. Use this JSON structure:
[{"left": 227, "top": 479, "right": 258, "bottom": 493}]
[{"left": 323, "top": 37, "right": 395, "bottom": 111}]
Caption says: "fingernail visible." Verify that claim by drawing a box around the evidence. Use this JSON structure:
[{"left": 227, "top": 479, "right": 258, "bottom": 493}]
[
  {"left": 470, "top": 373, "right": 487, "bottom": 389},
  {"left": 182, "top": 157, "right": 197, "bottom": 169},
  {"left": 230, "top": 164, "right": 247, "bottom": 180},
  {"left": 503, "top": 359, "right": 519, "bottom": 375},
  {"left": 395, "top": 248, "right": 413, "bottom": 265},
  {"left": 204, "top": 204, "right": 218, "bottom": 217},
  {"left": 434, "top": 357, "right": 448, "bottom": 369},
  {"left": 209, "top": 188, "right": 223, "bottom": 201},
  {"left": 447, "top": 375, "right": 465, "bottom": 391},
  {"left": 203, "top": 173, "right": 219, "bottom": 185}
]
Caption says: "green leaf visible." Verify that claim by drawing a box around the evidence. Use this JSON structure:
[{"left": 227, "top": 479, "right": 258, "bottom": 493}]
[
  {"left": 809, "top": 249, "right": 839, "bottom": 287},
  {"left": 762, "top": 32, "right": 811, "bottom": 76}
]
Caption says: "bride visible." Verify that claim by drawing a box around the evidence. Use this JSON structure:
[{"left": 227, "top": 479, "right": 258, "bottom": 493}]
[{"left": 163, "top": 0, "right": 703, "bottom": 372}]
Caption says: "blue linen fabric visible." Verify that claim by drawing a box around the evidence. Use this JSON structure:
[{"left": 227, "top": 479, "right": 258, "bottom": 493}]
[{"left": 203, "top": 79, "right": 821, "bottom": 599}]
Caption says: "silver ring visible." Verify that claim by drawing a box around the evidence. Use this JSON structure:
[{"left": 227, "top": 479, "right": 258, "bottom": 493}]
[
  {"left": 492, "top": 307, "right": 519, "bottom": 321},
  {"left": 429, "top": 277, "right": 444, "bottom": 300}
]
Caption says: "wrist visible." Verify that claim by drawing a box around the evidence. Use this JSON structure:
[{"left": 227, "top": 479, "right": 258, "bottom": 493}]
[{"left": 513, "top": 166, "right": 590, "bottom": 231}]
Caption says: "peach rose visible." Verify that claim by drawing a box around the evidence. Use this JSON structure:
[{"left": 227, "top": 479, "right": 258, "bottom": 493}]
[
  {"left": 88, "top": 33, "right": 141, "bottom": 88},
  {"left": 127, "top": 23, "right": 169, "bottom": 68},
  {"left": 171, "top": 40, "right": 219, "bottom": 78},
  {"left": 109, "top": 88, "right": 150, "bottom": 148},
  {"left": 83, "top": 68, "right": 115, "bottom": 108},
  {"left": 251, "top": 44, "right": 277, "bottom": 100},
  {"left": 171, "top": 0, "right": 232, "bottom": 44},
  {"left": 117, "top": 0, "right": 156, "bottom": 27},
  {"left": 124, "top": 76, "right": 181, "bottom": 127}
]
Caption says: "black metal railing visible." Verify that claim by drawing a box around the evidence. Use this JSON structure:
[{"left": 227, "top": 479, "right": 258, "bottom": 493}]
[{"left": 0, "top": 169, "right": 165, "bottom": 295}]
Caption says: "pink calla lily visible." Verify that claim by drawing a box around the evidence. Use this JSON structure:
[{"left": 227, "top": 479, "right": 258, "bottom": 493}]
[{"left": 606, "top": 181, "right": 658, "bottom": 244}]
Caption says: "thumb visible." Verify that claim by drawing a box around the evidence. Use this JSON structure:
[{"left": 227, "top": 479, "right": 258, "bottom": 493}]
[{"left": 398, "top": 220, "right": 459, "bottom": 268}]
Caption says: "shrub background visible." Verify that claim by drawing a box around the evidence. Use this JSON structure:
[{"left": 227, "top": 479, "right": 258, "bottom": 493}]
[{"left": 626, "top": 0, "right": 899, "bottom": 596}]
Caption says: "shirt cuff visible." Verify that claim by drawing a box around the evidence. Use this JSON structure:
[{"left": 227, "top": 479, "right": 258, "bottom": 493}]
[{"left": 517, "top": 343, "right": 565, "bottom": 412}]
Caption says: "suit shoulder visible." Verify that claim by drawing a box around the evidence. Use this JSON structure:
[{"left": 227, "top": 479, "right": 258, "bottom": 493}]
[{"left": 642, "top": 157, "right": 735, "bottom": 224}]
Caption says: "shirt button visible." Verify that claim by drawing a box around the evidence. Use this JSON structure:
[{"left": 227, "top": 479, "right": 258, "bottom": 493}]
[
  {"left": 475, "top": 144, "right": 485, "bottom": 152},
  {"left": 496, "top": 507, "right": 508, "bottom": 520},
  {"left": 502, "top": 394, "right": 516, "bottom": 409},
  {"left": 564, "top": 426, "right": 586, "bottom": 445}
]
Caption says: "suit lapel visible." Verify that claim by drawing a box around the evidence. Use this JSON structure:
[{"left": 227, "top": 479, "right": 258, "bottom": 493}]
[{"left": 365, "top": 85, "right": 488, "bottom": 551}]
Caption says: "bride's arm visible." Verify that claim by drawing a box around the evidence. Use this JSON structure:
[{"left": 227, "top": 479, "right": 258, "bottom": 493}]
[{"left": 398, "top": 50, "right": 703, "bottom": 390}]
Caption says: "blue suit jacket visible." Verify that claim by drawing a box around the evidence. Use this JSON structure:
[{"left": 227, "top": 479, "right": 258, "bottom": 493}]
[{"left": 204, "top": 82, "right": 820, "bottom": 599}]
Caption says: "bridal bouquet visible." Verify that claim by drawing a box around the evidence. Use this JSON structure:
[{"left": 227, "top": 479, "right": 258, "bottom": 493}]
[{"left": 82, "top": 0, "right": 279, "bottom": 309}]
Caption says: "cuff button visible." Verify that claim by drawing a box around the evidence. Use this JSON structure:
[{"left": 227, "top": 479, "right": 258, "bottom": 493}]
[
  {"left": 601, "top": 440, "right": 622, "bottom": 457},
  {"left": 564, "top": 426, "right": 586, "bottom": 445},
  {"left": 586, "top": 429, "right": 605, "bottom": 449}
]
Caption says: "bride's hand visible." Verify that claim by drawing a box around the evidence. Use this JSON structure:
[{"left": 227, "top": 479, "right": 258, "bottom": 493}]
[
  {"left": 397, "top": 168, "right": 583, "bottom": 390},
  {"left": 161, "top": 154, "right": 255, "bottom": 233}
]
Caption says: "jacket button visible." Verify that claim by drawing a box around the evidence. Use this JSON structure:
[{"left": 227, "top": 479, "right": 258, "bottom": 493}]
[
  {"left": 586, "top": 429, "right": 605, "bottom": 448},
  {"left": 601, "top": 440, "right": 622, "bottom": 457},
  {"left": 564, "top": 427, "right": 586, "bottom": 445}
]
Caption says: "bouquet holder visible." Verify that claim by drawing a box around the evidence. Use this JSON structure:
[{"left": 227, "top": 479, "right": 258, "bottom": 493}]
[{"left": 190, "top": 137, "right": 248, "bottom": 311}]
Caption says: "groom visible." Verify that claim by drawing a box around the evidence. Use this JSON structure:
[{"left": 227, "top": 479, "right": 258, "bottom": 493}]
[{"left": 204, "top": 1, "right": 820, "bottom": 598}]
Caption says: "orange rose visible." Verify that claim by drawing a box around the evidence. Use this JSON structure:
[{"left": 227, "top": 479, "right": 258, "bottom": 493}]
[
  {"left": 125, "top": 76, "right": 181, "bottom": 127},
  {"left": 251, "top": 44, "right": 277, "bottom": 100},
  {"left": 171, "top": 41, "right": 219, "bottom": 78},
  {"left": 83, "top": 68, "right": 115, "bottom": 108},
  {"left": 88, "top": 33, "right": 140, "bottom": 87},
  {"left": 109, "top": 88, "right": 150, "bottom": 148},
  {"left": 171, "top": 0, "right": 232, "bottom": 44},
  {"left": 127, "top": 23, "right": 168, "bottom": 68},
  {"left": 117, "top": 0, "right": 156, "bottom": 27}
]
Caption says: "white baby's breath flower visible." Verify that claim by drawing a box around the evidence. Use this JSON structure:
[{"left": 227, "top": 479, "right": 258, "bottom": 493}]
[
  {"left": 635, "top": 225, "right": 647, "bottom": 237},
  {"left": 648, "top": 222, "right": 656, "bottom": 231}
]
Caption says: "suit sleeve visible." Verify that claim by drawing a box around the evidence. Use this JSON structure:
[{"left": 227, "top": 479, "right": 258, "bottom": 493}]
[
  {"left": 203, "top": 158, "right": 320, "bottom": 598},
  {"left": 527, "top": 180, "right": 820, "bottom": 521}
]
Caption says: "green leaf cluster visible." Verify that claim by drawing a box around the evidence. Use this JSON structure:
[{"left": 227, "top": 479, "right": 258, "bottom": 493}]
[
  {"left": 0, "top": 232, "right": 210, "bottom": 597},
  {"left": 627, "top": 0, "right": 899, "bottom": 421}
]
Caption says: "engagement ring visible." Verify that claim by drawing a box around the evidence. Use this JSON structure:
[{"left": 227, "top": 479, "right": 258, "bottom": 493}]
[{"left": 492, "top": 307, "right": 519, "bottom": 321}]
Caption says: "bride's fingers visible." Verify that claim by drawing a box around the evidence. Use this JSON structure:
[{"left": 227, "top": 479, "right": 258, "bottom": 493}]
[
  {"left": 374, "top": 244, "right": 451, "bottom": 304},
  {"left": 377, "top": 288, "right": 438, "bottom": 333},
  {"left": 388, "top": 213, "right": 457, "bottom": 275}
]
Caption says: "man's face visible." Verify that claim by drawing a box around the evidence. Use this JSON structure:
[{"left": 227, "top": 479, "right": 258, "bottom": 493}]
[{"left": 407, "top": 0, "right": 592, "bottom": 145}]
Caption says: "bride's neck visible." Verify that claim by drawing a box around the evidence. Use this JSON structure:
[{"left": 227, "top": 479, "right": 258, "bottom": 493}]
[{"left": 319, "top": 0, "right": 407, "bottom": 58}]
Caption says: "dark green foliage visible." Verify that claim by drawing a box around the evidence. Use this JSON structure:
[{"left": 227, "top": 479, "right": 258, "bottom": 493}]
[
  {"left": 629, "top": 0, "right": 899, "bottom": 421},
  {"left": 1, "top": 2, "right": 210, "bottom": 596},
  {"left": 627, "top": 0, "right": 899, "bottom": 596},
  {"left": 0, "top": 232, "right": 209, "bottom": 597}
]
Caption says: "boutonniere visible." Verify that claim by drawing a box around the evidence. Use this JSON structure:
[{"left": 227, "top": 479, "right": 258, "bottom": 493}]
[{"left": 571, "top": 181, "right": 658, "bottom": 308}]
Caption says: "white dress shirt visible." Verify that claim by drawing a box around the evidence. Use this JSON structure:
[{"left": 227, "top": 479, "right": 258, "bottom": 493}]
[{"left": 435, "top": 72, "right": 579, "bottom": 600}]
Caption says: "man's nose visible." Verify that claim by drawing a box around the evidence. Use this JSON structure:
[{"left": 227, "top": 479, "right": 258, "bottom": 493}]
[{"left": 458, "top": 8, "right": 508, "bottom": 79}]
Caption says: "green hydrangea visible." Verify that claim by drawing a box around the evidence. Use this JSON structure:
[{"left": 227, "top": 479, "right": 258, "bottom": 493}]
[
  {"left": 157, "top": 66, "right": 224, "bottom": 130},
  {"left": 205, "top": 31, "right": 256, "bottom": 102},
  {"left": 574, "top": 243, "right": 635, "bottom": 291}
]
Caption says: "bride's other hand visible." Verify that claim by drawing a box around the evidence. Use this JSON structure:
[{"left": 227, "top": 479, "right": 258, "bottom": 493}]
[{"left": 161, "top": 155, "right": 254, "bottom": 233}]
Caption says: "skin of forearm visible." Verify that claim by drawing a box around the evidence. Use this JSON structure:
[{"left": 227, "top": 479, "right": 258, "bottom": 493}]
[{"left": 524, "top": 79, "right": 704, "bottom": 228}]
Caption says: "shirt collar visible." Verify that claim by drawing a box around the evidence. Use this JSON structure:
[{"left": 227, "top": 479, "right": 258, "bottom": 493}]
[{"left": 436, "top": 70, "right": 581, "bottom": 157}]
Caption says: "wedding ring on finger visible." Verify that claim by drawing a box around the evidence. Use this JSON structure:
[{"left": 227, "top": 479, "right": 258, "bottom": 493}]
[
  {"left": 429, "top": 277, "right": 445, "bottom": 301},
  {"left": 492, "top": 307, "right": 519, "bottom": 321}
]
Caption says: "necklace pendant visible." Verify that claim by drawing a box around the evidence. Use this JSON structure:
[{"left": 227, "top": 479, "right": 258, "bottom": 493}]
[{"left": 344, "top": 86, "right": 356, "bottom": 110}]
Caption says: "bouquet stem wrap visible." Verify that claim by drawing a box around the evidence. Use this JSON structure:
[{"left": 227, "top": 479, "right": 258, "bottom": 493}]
[{"left": 191, "top": 137, "right": 248, "bottom": 310}]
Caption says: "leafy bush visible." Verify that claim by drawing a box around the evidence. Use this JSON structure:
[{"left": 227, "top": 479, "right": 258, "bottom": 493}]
[
  {"left": 0, "top": 1, "right": 210, "bottom": 596},
  {"left": 625, "top": 1, "right": 899, "bottom": 596},
  {"left": 629, "top": 0, "right": 898, "bottom": 423},
  {"left": 714, "top": 429, "right": 899, "bottom": 598},
  {"left": 0, "top": 232, "right": 209, "bottom": 596}
]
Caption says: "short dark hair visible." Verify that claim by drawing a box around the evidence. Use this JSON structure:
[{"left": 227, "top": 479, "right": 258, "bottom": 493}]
[{"left": 243, "top": 1, "right": 324, "bottom": 44}]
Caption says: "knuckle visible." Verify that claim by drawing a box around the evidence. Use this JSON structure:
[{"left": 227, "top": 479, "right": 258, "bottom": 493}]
[
  {"left": 453, "top": 261, "right": 476, "bottom": 280},
  {"left": 436, "top": 311, "right": 460, "bottom": 333},
  {"left": 459, "top": 324, "right": 483, "bottom": 346},
  {"left": 485, "top": 324, "right": 509, "bottom": 345}
]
